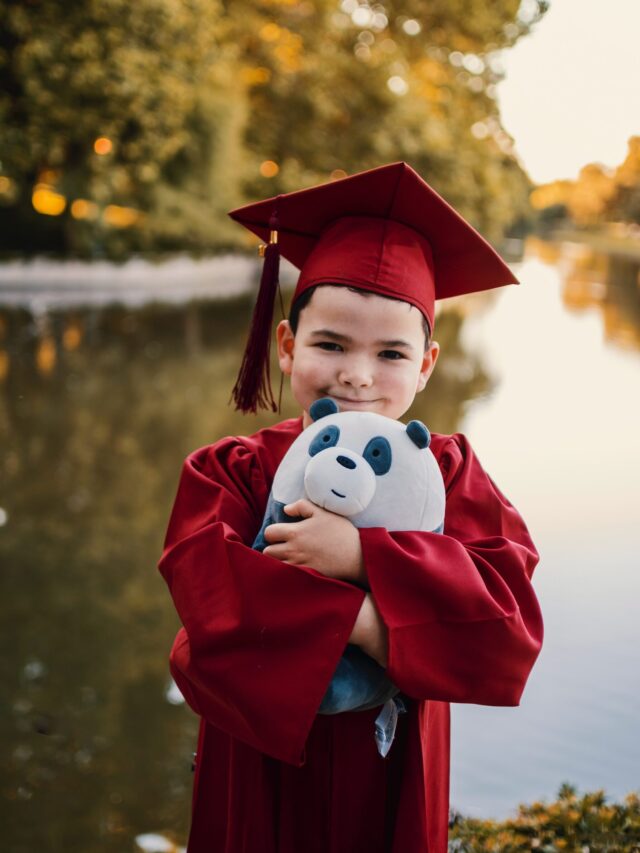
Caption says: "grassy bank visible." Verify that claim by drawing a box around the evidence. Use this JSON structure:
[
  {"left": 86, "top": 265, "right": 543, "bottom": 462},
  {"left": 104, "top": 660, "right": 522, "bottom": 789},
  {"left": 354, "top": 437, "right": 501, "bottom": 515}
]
[{"left": 449, "top": 785, "right": 640, "bottom": 852}]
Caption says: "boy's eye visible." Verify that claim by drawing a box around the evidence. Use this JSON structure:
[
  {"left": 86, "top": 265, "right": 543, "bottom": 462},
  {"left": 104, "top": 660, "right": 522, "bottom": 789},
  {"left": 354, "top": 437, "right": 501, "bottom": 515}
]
[
  {"left": 379, "top": 350, "right": 405, "bottom": 360},
  {"left": 315, "top": 342, "right": 343, "bottom": 352}
]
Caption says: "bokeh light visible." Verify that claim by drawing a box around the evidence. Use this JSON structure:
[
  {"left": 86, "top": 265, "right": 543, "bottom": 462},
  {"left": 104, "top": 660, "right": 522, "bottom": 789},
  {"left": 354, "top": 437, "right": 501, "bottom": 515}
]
[
  {"left": 259, "top": 160, "right": 279, "bottom": 178},
  {"left": 471, "top": 121, "right": 490, "bottom": 140},
  {"left": 71, "top": 199, "right": 99, "bottom": 220},
  {"left": 387, "top": 75, "right": 408, "bottom": 95},
  {"left": 402, "top": 19, "right": 421, "bottom": 36},
  {"left": 103, "top": 204, "right": 142, "bottom": 228},
  {"left": 31, "top": 184, "right": 66, "bottom": 216},
  {"left": 35, "top": 336, "right": 57, "bottom": 374},
  {"left": 94, "top": 137, "right": 113, "bottom": 155},
  {"left": 62, "top": 320, "right": 83, "bottom": 351}
]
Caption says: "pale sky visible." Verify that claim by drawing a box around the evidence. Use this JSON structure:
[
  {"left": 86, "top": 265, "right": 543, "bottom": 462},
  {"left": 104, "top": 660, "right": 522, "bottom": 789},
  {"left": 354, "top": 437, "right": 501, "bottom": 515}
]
[{"left": 497, "top": 0, "right": 640, "bottom": 185}]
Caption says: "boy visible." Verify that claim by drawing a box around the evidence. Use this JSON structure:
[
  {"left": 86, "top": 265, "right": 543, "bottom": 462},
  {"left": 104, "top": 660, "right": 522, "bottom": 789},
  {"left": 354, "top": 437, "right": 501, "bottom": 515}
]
[{"left": 158, "top": 162, "right": 543, "bottom": 852}]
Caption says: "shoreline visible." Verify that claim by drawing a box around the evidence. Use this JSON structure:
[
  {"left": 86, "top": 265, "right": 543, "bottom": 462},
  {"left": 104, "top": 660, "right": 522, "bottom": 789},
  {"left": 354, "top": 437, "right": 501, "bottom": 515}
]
[
  {"left": 549, "top": 227, "right": 640, "bottom": 262},
  {"left": 0, "top": 253, "right": 299, "bottom": 310},
  {"left": 1, "top": 231, "right": 638, "bottom": 312}
]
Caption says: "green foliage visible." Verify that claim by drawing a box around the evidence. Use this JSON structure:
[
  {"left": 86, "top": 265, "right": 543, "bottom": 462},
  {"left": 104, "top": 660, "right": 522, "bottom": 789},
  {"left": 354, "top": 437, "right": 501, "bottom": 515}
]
[
  {"left": 232, "top": 0, "right": 545, "bottom": 241},
  {"left": 450, "top": 785, "right": 640, "bottom": 852},
  {"left": 0, "top": 0, "right": 548, "bottom": 257},
  {"left": 0, "top": 0, "right": 241, "bottom": 256}
]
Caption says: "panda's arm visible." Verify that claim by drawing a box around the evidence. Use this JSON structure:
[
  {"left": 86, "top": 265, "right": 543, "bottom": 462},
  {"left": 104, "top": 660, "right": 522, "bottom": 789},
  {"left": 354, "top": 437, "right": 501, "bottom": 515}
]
[
  {"left": 158, "top": 437, "right": 365, "bottom": 766},
  {"left": 360, "top": 433, "right": 543, "bottom": 706},
  {"left": 252, "top": 494, "right": 295, "bottom": 551}
]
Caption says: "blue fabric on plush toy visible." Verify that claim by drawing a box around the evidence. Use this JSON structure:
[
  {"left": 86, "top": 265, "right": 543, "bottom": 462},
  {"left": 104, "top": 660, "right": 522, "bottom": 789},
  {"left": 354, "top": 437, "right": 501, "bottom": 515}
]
[{"left": 253, "top": 397, "right": 445, "bottom": 756}]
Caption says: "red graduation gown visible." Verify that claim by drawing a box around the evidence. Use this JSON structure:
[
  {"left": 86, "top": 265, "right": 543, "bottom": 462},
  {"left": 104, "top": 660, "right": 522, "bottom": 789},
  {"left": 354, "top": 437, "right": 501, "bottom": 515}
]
[{"left": 158, "top": 417, "right": 543, "bottom": 852}]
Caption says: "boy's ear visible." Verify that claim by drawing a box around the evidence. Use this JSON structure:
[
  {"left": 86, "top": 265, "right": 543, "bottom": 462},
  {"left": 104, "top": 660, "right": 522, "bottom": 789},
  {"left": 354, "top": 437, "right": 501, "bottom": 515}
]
[
  {"left": 276, "top": 320, "right": 295, "bottom": 376},
  {"left": 416, "top": 341, "right": 440, "bottom": 393}
]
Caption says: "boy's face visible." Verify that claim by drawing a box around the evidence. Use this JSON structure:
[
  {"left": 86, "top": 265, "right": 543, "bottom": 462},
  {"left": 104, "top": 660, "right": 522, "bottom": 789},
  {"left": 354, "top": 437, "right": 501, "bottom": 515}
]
[{"left": 276, "top": 285, "right": 439, "bottom": 427}]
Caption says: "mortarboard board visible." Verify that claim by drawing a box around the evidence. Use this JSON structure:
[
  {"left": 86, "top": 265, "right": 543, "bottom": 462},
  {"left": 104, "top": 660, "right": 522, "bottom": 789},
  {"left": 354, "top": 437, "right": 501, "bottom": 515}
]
[{"left": 228, "top": 161, "right": 519, "bottom": 413}]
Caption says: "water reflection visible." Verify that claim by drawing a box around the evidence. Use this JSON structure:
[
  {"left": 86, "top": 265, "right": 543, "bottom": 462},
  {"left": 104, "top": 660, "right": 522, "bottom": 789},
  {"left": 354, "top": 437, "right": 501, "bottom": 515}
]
[
  {"left": 535, "top": 236, "right": 640, "bottom": 351},
  {"left": 0, "top": 293, "right": 487, "bottom": 850},
  {"left": 449, "top": 237, "right": 640, "bottom": 818}
]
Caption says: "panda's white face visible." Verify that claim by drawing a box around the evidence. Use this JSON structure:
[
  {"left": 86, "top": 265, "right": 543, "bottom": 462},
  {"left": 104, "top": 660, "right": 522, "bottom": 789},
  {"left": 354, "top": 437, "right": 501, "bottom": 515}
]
[
  {"left": 304, "top": 445, "right": 377, "bottom": 516},
  {"left": 303, "top": 417, "right": 394, "bottom": 516}
]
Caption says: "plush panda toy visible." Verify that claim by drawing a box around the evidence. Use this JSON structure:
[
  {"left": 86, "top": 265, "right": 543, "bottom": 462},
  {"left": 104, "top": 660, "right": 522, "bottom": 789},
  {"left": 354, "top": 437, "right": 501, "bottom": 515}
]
[{"left": 253, "top": 397, "right": 445, "bottom": 756}]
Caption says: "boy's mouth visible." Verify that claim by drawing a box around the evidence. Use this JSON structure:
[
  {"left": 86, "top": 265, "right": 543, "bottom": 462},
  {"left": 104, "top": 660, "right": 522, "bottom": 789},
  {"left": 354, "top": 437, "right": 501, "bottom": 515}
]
[{"left": 330, "top": 395, "right": 378, "bottom": 406}]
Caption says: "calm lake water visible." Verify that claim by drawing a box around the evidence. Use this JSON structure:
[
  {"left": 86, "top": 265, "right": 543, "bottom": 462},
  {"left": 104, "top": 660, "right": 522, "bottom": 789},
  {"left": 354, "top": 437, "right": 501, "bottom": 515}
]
[{"left": 1, "top": 237, "right": 639, "bottom": 850}]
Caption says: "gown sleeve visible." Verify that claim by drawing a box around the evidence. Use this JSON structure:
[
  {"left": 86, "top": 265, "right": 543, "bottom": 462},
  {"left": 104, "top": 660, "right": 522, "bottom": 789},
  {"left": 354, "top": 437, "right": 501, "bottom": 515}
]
[
  {"left": 158, "top": 437, "right": 365, "bottom": 766},
  {"left": 361, "top": 433, "right": 544, "bottom": 706}
]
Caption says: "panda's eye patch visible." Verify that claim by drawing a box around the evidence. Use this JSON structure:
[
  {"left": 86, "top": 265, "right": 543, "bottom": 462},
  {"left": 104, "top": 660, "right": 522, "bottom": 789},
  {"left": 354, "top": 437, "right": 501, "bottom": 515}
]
[
  {"left": 309, "top": 425, "right": 340, "bottom": 457},
  {"left": 362, "top": 436, "right": 392, "bottom": 475}
]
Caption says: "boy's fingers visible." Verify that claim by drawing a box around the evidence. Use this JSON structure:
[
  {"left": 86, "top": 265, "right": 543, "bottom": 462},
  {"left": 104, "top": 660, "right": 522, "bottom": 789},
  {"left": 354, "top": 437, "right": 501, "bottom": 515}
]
[
  {"left": 263, "top": 543, "right": 283, "bottom": 559},
  {"left": 263, "top": 543, "right": 297, "bottom": 563},
  {"left": 263, "top": 522, "right": 297, "bottom": 543},
  {"left": 284, "top": 499, "right": 316, "bottom": 518}
]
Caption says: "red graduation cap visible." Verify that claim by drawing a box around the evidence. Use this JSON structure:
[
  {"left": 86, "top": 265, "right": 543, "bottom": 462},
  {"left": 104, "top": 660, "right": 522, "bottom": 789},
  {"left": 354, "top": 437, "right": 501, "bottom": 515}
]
[{"left": 228, "top": 161, "right": 518, "bottom": 413}]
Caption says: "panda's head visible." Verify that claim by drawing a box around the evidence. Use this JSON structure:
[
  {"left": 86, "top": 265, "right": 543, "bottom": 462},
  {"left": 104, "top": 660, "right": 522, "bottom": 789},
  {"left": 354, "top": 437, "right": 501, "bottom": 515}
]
[{"left": 302, "top": 398, "right": 431, "bottom": 517}]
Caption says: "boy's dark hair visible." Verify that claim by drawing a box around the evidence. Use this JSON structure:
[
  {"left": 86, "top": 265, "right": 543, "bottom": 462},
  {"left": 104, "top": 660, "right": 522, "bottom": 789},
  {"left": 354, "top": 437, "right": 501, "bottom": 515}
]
[{"left": 289, "top": 284, "right": 431, "bottom": 349}]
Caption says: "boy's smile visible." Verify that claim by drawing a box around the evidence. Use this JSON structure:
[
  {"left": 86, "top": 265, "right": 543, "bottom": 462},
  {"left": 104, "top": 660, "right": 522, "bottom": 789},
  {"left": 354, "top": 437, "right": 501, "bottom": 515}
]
[{"left": 276, "top": 285, "right": 439, "bottom": 426}]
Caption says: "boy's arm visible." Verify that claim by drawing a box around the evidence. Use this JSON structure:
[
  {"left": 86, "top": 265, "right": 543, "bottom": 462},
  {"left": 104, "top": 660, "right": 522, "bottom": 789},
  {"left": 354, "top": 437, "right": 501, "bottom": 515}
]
[
  {"left": 349, "top": 593, "right": 388, "bottom": 667},
  {"left": 261, "top": 497, "right": 389, "bottom": 666},
  {"left": 358, "top": 433, "right": 543, "bottom": 706},
  {"left": 158, "top": 438, "right": 365, "bottom": 767},
  {"left": 258, "top": 433, "right": 542, "bottom": 704}
]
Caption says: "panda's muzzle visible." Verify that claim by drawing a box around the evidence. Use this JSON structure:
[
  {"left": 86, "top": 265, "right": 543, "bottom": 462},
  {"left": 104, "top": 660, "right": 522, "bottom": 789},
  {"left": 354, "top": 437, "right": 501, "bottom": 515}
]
[
  {"left": 332, "top": 457, "right": 355, "bottom": 497},
  {"left": 303, "top": 444, "right": 375, "bottom": 516},
  {"left": 336, "top": 456, "right": 356, "bottom": 469}
]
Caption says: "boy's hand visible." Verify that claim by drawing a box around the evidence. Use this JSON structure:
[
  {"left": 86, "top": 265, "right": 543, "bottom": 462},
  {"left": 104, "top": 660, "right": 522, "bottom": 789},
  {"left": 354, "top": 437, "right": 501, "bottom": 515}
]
[{"left": 263, "top": 499, "right": 366, "bottom": 584}]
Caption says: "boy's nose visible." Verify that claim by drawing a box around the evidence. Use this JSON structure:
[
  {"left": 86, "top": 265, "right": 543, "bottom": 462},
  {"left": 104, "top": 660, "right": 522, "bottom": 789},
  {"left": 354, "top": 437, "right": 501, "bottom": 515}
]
[{"left": 338, "top": 361, "right": 373, "bottom": 387}]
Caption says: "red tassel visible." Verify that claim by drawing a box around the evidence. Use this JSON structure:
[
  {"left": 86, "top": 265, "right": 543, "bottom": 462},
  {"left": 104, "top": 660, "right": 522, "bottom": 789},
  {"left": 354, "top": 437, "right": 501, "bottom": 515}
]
[{"left": 231, "top": 226, "right": 281, "bottom": 413}]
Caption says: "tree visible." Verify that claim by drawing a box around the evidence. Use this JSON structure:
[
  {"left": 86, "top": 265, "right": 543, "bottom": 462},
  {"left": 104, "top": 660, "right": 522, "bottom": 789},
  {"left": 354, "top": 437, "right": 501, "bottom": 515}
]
[
  {"left": 232, "top": 0, "right": 547, "bottom": 240},
  {"left": 0, "top": 0, "right": 549, "bottom": 257},
  {"left": 530, "top": 136, "right": 640, "bottom": 230},
  {"left": 607, "top": 136, "right": 640, "bottom": 225},
  {"left": 0, "top": 0, "right": 243, "bottom": 256}
]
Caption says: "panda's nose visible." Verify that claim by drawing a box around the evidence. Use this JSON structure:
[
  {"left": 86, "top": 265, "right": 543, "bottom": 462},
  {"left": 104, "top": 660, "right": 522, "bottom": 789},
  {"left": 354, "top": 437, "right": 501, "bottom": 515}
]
[{"left": 336, "top": 455, "right": 356, "bottom": 469}]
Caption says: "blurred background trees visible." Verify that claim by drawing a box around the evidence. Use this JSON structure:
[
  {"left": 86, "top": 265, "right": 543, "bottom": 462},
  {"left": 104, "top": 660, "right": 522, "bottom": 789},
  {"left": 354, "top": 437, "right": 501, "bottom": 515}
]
[
  {"left": 531, "top": 136, "right": 640, "bottom": 232},
  {"left": 0, "top": 0, "right": 550, "bottom": 258}
]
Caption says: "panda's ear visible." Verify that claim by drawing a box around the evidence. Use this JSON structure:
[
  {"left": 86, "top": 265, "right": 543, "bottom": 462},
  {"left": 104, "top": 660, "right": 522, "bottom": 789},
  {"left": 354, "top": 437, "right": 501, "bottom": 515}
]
[
  {"left": 310, "top": 397, "right": 340, "bottom": 421},
  {"left": 406, "top": 420, "right": 431, "bottom": 449}
]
